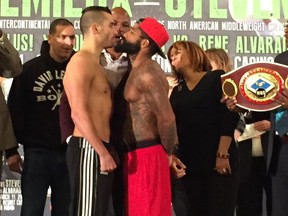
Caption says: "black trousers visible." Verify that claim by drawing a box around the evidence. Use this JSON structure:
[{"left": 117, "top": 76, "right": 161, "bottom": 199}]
[
  {"left": 21, "top": 148, "right": 70, "bottom": 216},
  {"left": 236, "top": 156, "right": 272, "bottom": 216},
  {"left": 272, "top": 143, "right": 288, "bottom": 216},
  {"left": 66, "top": 137, "right": 114, "bottom": 216},
  {"left": 173, "top": 171, "right": 239, "bottom": 216}
]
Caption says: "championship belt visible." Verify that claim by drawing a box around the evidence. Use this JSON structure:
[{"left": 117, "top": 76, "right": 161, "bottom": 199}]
[{"left": 221, "top": 62, "right": 288, "bottom": 111}]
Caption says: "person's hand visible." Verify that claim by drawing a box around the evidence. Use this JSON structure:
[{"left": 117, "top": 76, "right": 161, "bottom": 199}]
[
  {"left": 7, "top": 154, "right": 23, "bottom": 174},
  {"left": 170, "top": 155, "right": 186, "bottom": 178},
  {"left": 274, "top": 86, "right": 288, "bottom": 109},
  {"left": 215, "top": 157, "right": 231, "bottom": 175},
  {"left": 254, "top": 120, "right": 271, "bottom": 131},
  {"left": 168, "top": 154, "right": 172, "bottom": 166},
  {"left": 221, "top": 96, "right": 237, "bottom": 111},
  {"left": 234, "top": 129, "right": 242, "bottom": 141},
  {"left": 109, "top": 146, "right": 120, "bottom": 166},
  {"left": 99, "top": 152, "right": 117, "bottom": 174},
  {"left": 221, "top": 96, "right": 247, "bottom": 113}
]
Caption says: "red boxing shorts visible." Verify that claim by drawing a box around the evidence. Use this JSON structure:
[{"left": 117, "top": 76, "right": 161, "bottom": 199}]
[{"left": 124, "top": 143, "right": 172, "bottom": 216}]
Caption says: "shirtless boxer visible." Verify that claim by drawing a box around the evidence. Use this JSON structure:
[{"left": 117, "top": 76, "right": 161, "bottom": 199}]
[
  {"left": 63, "top": 6, "right": 117, "bottom": 216},
  {"left": 115, "top": 17, "right": 177, "bottom": 216}
]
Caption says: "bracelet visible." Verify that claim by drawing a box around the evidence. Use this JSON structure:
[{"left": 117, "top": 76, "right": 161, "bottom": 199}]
[{"left": 217, "top": 152, "right": 229, "bottom": 159}]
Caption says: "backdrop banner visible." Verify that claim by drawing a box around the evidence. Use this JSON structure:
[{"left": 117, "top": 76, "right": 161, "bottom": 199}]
[
  {"left": 0, "top": 0, "right": 287, "bottom": 215},
  {"left": 0, "top": 0, "right": 287, "bottom": 70}
]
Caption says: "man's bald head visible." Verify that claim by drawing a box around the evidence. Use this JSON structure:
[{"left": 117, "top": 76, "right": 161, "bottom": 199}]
[
  {"left": 111, "top": 7, "right": 130, "bottom": 37},
  {"left": 112, "top": 7, "right": 129, "bottom": 17}
]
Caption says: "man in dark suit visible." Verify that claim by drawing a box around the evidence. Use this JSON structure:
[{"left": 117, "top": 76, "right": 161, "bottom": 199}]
[
  {"left": 236, "top": 111, "right": 272, "bottom": 216},
  {"left": 0, "top": 29, "right": 23, "bottom": 174},
  {"left": 267, "top": 22, "right": 288, "bottom": 216}
]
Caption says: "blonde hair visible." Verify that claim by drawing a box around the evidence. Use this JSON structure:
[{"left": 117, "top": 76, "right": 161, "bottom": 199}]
[{"left": 205, "top": 48, "right": 233, "bottom": 72}]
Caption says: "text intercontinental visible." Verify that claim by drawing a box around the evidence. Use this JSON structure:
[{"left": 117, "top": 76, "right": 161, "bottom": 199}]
[{"left": 0, "top": 19, "right": 50, "bottom": 29}]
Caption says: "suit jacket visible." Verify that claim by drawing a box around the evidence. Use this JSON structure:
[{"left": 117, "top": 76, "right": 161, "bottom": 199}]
[
  {"left": 0, "top": 33, "right": 22, "bottom": 151},
  {"left": 266, "top": 51, "right": 288, "bottom": 175},
  {"left": 237, "top": 111, "right": 270, "bottom": 181},
  {"left": 266, "top": 111, "right": 281, "bottom": 175}
]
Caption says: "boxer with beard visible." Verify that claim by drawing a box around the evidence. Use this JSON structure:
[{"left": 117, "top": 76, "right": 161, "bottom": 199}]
[{"left": 115, "top": 18, "right": 177, "bottom": 216}]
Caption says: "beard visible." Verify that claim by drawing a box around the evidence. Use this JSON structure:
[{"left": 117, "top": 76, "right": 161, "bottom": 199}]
[{"left": 114, "top": 38, "right": 141, "bottom": 55}]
